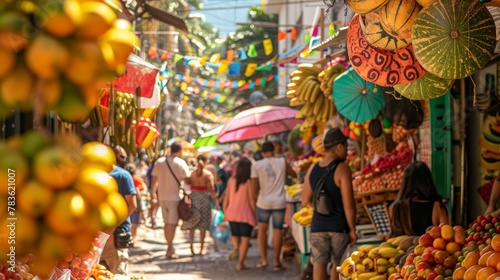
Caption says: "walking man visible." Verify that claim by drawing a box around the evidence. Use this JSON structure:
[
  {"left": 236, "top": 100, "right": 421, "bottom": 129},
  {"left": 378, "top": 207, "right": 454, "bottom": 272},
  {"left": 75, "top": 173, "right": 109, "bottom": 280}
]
[
  {"left": 101, "top": 146, "right": 137, "bottom": 275},
  {"left": 251, "top": 141, "right": 297, "bottom": 270},
  {"left": 151, "top": 142, "right": 191, "bottom": 258},
  {"left": 302, "top": 128, "right": 357, "bottom": 280}
]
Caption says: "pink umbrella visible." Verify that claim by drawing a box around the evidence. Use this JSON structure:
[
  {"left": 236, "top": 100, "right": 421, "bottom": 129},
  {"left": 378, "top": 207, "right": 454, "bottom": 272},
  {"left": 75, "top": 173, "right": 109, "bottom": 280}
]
[{"left": 216, "top": 105, "right": 303, "bottom": 143}]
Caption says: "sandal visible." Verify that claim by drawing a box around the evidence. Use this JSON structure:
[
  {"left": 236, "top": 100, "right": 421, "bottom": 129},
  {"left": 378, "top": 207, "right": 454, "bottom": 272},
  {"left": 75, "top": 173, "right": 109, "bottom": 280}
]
[
  {"left": 255, "top": 262, "right": 268, "bottom": 269},
  {"left": 229, "top": 249, "right": 239, "bottom": 260},
  {"left": 273, "top": 264, "right": 286, "bottom": 271},
  {"left": 166, "top": 253, "right": 179, "bottom": 259},
  {"left": 237, "top": 264, "right": 250, "bottom": 271}
]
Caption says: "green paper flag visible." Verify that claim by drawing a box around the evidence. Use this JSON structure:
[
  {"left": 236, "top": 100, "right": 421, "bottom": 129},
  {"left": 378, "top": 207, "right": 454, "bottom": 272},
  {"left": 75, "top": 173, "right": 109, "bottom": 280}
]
[
  {"left": 247, "top": 44, "right": 258, "bottom": 58},
  {"left": 256, "top": 64, "right": 273, "bottom": 71},
  {"left": 329, "top": 24, "right": 336, "bottom": 37},
  {"left": 303, "top": 31, "right": 311, "bottom": 44},
  {"left": 174, "top": 54, "right": 184, "bottom": 64}
]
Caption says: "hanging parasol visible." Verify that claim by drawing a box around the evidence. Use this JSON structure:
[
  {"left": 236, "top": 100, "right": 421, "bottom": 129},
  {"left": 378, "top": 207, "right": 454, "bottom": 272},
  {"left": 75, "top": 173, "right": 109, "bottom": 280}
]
[
  {"left": 333, "top": 68, "right": 385, "bottom": 123},
  {"left": 216, "top": 105, "right": 303, "bottom": 143},
  {"left": 193, "top": 125, "right": 224, "bottom": 148}
]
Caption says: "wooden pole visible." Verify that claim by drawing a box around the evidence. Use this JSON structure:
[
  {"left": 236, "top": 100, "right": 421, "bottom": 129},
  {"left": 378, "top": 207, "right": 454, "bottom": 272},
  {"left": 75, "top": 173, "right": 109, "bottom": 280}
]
[{"left": 360, "top": 129, "right": 366, "bottom": 171}]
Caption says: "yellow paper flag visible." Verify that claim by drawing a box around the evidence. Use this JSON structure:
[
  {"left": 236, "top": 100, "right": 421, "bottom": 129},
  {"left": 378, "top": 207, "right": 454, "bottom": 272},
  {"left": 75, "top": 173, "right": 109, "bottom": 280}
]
[
  {"left": 263, "top": 38, "right": 273, "bottom": 55},
  {"left": 218, "top": 60, "right": 229, "bottom": 74},
  {"left": 245, "top": 63, "right": 257, "bottom": 77},
  {"left": 180, "top": 82, "right": 188, "bottom": 91},
  {"left": 199, "top": 56, "right": 207, "bottom": 65},
  {"left": 210, "top": 54, "right": 220, "bottom": 64}
]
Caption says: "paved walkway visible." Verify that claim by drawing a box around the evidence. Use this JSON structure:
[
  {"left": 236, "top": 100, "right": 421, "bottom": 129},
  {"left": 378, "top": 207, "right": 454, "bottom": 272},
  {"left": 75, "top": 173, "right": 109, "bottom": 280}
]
[{"left": 128, "top": 216, "right": 301, "bottom": 280}]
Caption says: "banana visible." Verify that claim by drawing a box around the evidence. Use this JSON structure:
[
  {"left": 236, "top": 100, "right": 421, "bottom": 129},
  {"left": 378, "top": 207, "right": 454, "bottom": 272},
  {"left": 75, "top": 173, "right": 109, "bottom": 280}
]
[
  {"left": 355, "top": 263, "right": 366, "bottom": 273},
  {"left": 340, "top": 257, "right": 355, "bottom": 277},
  {"left": 370, "top": 275, "right": 388, "bottom": 280},
  {"left": 298, "top": 63, "right": 323, "bottom": 75},
  {"left": 358, "top": 245, "right": 376, "bottom": 253},
  {"left": 376, "top": 265, "right": 388, "bottom": 274},
  {"left": 379, "top": 242, "right": 396, "bottom": 248},
  {"left": 290, "top": 70, "right": 303, "bottom": 77},
  {"left": 312, "top": 94, "right": 324, "bottom": 116},
  {"left": 309, "top": 81, "right": 321, "bottom": 103},
  {"left": 356, "top": 272, "right": 379, "bottom": 280},
  {"left": 390, "top": 235, "right": 408, "bottom": 247},
  {"left": 295, "top": 107, "right": 305, "bottom": 119},
  {"left": 367, "top": 247, "right": 379, "bottom": 259},
  {"left": 296, "top": 76, "right": 315, "bottom": 101},
  {"left": 378, "top": 247, "right": 399, "bottom": 259},
  {"left": 287, "top": 82, "right": 298, "bottom": 90},
  {"left": 362, "top": 257, "right": 374, "bottom": 270},
  {"left": 292, "top": 76, "right": 304, "bottom": 85},
  {"left": 376, "top": 258, "right": 388, "bottom": 266},
  {"left": 286, "top": 90, "right": 296, "bottom": 99},
  {"left": 303, "top": 82, "right": 314, "bottom": 104},
  {"left": 289, "top": 97, "right": 305, "bottom": 107}
]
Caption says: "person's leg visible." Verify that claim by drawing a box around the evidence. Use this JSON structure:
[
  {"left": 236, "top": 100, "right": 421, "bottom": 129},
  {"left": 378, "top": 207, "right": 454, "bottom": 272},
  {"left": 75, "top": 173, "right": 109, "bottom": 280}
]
[
  {"left": 271, "top": 208, "right": 286, "bottom": 269},
  {"left": 189, "top": 229, "right": 195, "bottom": 255},
  {"left": 310, "top": 232, "right": 331, "bottom": 280},
  {"left": 313, "top": 263, "right": 328, "bottom": 280},
  {"left": 161, "top": 202, "right": 179, "bottom": 257},
  {"left": 116, "top": 248, "right": 130, "bottom": 275},
  {"left": 330, "top": 233, "right": 350, "bottom": 280},
  {"left": 236, "top": 223, "right": 253, "bottom": 270},
  {"left": 229, "top": 222, "right": 241, "bottom": 260},
  {"left": 200, "top": 230, "right": 207, "bottom": 255},
  {"left": 256, "top": 207, "right": 271, "bottom": 267},
  {"left": 131, "top": 224, "right": 138, "bottom": 245}
]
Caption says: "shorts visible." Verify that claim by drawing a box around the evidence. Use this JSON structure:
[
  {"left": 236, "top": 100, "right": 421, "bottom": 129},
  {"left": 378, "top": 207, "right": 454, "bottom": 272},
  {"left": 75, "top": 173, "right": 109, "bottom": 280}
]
[
  {"left": 310, "top": 232, "right": 349, "bottom": 265},
  {"left": 229, "top": 222, "right": 253, "bottom": 237},
  {"left": 256, "top": 207, "right": 285, "bottom": 229},
  {"left": 130, "top": 211, "right": 140, "bottom": 225},
  {"left": 159, "top": 201, "right": 179, "bottom": 225}
]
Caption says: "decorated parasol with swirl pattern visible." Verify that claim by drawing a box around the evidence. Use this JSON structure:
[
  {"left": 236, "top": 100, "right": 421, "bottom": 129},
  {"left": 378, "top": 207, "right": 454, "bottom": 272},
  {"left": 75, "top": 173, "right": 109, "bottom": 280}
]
[{"left": 347, "top": 14, "right": 427, "bottom": 87}]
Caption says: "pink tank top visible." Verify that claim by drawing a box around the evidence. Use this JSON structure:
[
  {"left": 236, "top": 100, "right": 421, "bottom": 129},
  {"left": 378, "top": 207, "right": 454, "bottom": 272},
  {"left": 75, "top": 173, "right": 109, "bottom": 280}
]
[{"left": 224, "top": 178, "right": 256, "bottom": 226}]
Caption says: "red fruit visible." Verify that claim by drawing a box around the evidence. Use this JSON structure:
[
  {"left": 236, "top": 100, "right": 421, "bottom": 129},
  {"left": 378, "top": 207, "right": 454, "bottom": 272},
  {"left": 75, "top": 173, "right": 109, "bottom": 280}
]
[
  {"left": 486, "top": 215, "right": 493, "bottom": 222},
  {"left": 2, "top": 269, "right": 12, "bottom": 279},
  {"left": 0, "top": 273, "right": 5, "bottom": 280},
  {"left": 407, "top": 253, "right": 416, "bottom": 264},
  {"left": 433, "top": 264, "right": 445, "bottom": 275},
  {"left": 419, "top": 233, "right": 434, "bottom": 247},
  {"left": 496, "top": 225, "right": 500, "bottom": 233},
  {"left": 474, "top": 233, "right": 482, "bottom": 241},
  {"left": 481, "top": 220, "right": 489, "bottom": 227},
  {"left": 422, "top": 251, "right": 434, "bottom": 263},
  {"left": 476, "top": 226, "right": 484, "bottom": 232},
  {"left": 417, "top": 261, "right": 431, "bottom": 271},
  {"left": 11, "top": 273, "right": 21, "bottom": 280},
  {"left": 492, "top": 217, "right": 499, "bottom": 224},
  {"left": 454, "top": 226, "right": 467, "bottom": 245},
  {"left": 429, "top": 226, "right": 441, "bottom": 239},
  {"left": 426, "top": 272, "right": 438, "bottom": 280},
  {"left": 478, "top": 216, "right": 485, "bottom": 223},
  {"left": 443, "top": 256, "right": 456, "bottom": 269},
  {"left": 434, "top": 250, "right": 447, "bottom": 264}
]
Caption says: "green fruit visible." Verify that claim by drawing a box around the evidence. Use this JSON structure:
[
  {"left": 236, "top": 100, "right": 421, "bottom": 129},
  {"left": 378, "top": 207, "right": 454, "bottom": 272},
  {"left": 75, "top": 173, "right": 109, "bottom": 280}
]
[
  {"left": 56, "top": 80, "right": 92, "bottom": 122},
  {"left": 20, "top": 131, "right": 51, "bottom": 159}
]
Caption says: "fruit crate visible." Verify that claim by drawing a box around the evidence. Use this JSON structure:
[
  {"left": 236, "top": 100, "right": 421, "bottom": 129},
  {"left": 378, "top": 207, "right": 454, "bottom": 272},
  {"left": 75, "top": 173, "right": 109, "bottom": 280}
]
[{"left": 355, "top": 195, "right": 371, "bottom": 225}]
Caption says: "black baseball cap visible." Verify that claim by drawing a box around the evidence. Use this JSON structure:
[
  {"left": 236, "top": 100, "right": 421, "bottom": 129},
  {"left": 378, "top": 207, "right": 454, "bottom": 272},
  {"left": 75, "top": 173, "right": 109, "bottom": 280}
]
[{"left": 323, "top": 128, "right": 349, "bottom": 149}]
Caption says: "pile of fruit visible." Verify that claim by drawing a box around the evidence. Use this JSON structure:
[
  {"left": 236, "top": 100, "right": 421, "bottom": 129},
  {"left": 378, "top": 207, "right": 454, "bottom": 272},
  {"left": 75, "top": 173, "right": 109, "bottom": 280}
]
[
  {"left": 0, "top": 132, "right": 128, "bottom": 278},
  {"left": 88, "top": 264, "right": 114, "bottom": 280},
  {"left": 367, "top": 135, "right": 387, "bottom": 160},
  {"left": 341, "top": 236, "right": 407, "bottom": 280},
  {"left": 0, "top": 254, "right": 35, "bottom": 280},
  {"left": 293, "top": 154, "right": 322, "bottom": 172},
  {"left": 353, "top": 173, "right": 385, "bottom": 193},
  {"left": 0, "top": 0, "right": 139, "bottom": 121},
  {"left": 287, "top": 63, "right": 338, "bottom": 130},
  {"left": 292, "top": 207, "right": 313, "bottom": 226},
  {"left": 381, "top": 167, "right": 405, "bottom": 190}
]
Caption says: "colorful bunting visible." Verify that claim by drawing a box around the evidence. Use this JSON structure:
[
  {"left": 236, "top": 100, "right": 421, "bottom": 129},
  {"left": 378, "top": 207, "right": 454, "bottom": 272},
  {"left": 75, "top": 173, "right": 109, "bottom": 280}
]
[
  {"left": 245, "top": 63, "right": 257, "bottom": 77},
  {"left": 226, "top": 50, "right": 234, "bottom": 62},
  {"left": 263, "top": 39, "right": 273, "bottom": 56},
  {"left": 278, "top": 30, "right": 287, "bottom": 41},
  {"left": 218, "top": 60, "right": 230, "bottom": 74},
  {"left": 290, "top": 27, "right": 297, "bottom": 41},
  {"left": 148, "top": 46, "right": 158, "bottom": 58},
  {"left": 161, "top": 51, "right": 168, "bottom": 60},
  {"left": 240, "top": 49, "right": 248, "bottom": 60},
  {"left": 247, "top": 44, "right": 258, "bottom": 58},
  {"left": 174, "top": 54, "right": 184, "bottom": 64},
  {"left": 210, "top": 53, "right": 220, "bottom": 64}
]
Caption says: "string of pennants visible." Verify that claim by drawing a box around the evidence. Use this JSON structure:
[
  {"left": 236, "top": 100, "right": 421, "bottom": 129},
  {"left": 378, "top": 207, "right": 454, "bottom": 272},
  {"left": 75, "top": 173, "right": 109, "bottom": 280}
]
[{"left": 173, "top": 73, "right": 279, "bottom": 92}]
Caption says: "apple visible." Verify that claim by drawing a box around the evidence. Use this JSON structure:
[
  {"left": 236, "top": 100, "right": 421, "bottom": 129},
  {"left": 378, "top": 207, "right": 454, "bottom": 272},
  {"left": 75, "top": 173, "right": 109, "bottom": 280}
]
[
  {"left": 422, "top": 252, "right": 434, "bottom": 264},
  {"left": 478, "top": 216, "right": 485, "bottom": 223},
  {"left": 433, "top": 238, "right": 447, "bottom": 250},
  {"left": 413, "top": 256, "right": 422, "bottom": 266},
  {"left": 486, "top": 215, "right": 493, "bottom": 222},
  {"left": 492, "top": 217, "right": 499, "bottom": 224},
  {"left": 481, "top": 220, "right": 488, "bottom": 227},
  {"left": 426, "top": 271, "right": 438, "bottom": 280},
  {"left": 407, "top": 253, "right": 416, "bottom": 264},
  {"left": 433, "top": 264, "right": 444, "bottom": 275},
  {"left": 434, "top": 250, "right": 447, "bottom": 264},
  {"left": 12, "top": 273, "right": 22, "bottom": 280},
  {"left": 414, "top": 245, "right": 425, "bottom": 256},
  {"left": 443, "top": 256, "right": 456, "bottom": 269},
  {"left": 417, "top": 261, "right": 431, "bottom": 271},
  {"left": 429, "top": 226, "right": 441, "bottom": 239},
  {"left": 476, "top": 226, "right": 483, "bottom": 233}
]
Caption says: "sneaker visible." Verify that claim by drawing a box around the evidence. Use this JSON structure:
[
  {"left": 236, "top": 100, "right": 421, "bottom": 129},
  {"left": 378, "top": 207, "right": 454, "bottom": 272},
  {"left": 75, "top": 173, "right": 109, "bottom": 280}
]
[{"left": 229, "top": 249, "right": 239, "bottom": 260}]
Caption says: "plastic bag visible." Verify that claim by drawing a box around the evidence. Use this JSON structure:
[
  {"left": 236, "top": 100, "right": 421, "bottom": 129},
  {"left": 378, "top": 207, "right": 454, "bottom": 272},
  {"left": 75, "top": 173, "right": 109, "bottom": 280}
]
[
  {"left": 210, "top": 209, "right": 230, "bottom": 243},
  {"left": 56, "top": 231, "right": 109, "bottom": 280}
]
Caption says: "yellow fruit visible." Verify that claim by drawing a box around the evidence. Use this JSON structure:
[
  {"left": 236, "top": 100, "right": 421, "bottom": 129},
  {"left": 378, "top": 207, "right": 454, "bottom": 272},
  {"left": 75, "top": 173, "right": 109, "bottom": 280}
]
[
  {"left": 81, "top": 142, "right": 116, "bottom": 172},
  {"left": 56, "top": 80, "right": 93, "bottom": 122},
  {"left": 45, "top": 190, "right": 89, "bottom": 235},
  {"left": 1, "top": 64, "right": 34, "bottom": 109},
  {"left": 17, "top": 180, "right": 54, "bottom": 217},
  {"left": 0, "top": 48, "right": 15, "bottom": 78},
  {"left": 76, "top": 2, "right": 116, "bottom": 39},
  {"left": 99, "top": 24, "right": 139, "bottom": 71},
  {"left": 15, "top": 213, "right": 39, "bottom": 256},
  {"left": 69, "top": 229, "right": 95, "bottom": 254},
  {"left": 74, "top": 168, "right": 118, "bottom": 206},
  {"left": 37, "top": 0, "right": 82, "bottom": 38},
  {"left": 33, "top": 146, "right": 81, "bottom": 189},
  {"left": 379, "top": 247, "right": 399, "bottom": 258},
  {"left": 106, "top": 191, "right": 129, "bottom": 223},
  {"left": 65, "top": 40, "right": 105, "bottom": 85},
  {"left": 97, "top": 202, "right": 118, "bottom": 230}
]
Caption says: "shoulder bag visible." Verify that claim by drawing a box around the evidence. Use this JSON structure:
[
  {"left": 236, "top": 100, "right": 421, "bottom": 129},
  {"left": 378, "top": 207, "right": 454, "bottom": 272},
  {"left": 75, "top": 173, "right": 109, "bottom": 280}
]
[
  {"left": 313, "top": 159, "right": 341, "bottom": 216},
  {"left": 165, "top": 158, "right": 193, "bottom": 221}
]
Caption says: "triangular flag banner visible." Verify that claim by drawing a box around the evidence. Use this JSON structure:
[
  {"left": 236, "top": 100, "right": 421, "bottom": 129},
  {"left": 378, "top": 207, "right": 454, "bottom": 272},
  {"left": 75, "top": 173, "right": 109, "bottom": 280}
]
[
  {"left": 245, "top": 63, "right": 257, "bottom": 77},
  {"left": 228, "top": 63, "right": 241, "bottom": 76},
  {"left": 174, "top": 54, "right": 184, "bottom": 64},
  {"left": 161, "top": 51, "right": 169, "bottom": 60},
  {"left": 311, "top": 25, "right": 319, "bottom": 37},
  {"left": 226, "top": 50, "right": 234, "bottom": 62},
  {"left": 210, "top": 53, "right": 220, "bottom": 64},
  {"left": 196, "top": 107, "right": 202, "bottom": 115},
  {"left": 218, "top": 95, "right": 227, "bottom": 103},
  {"left": 256, "top": 64, "right": 273, "bottom": 71},
  {"left": 202, "top": 90, "right": 209, "bottom": 98},
  {"left": 263, "top": 39, "right": 273, "bottom": 56},
  {"left": 304, "top": 31, "right": 311, "bottom": 44},
  {"left": 218, "top": 60, "right": 230, "bottom": 74},
  {"left": 199, "top": 56, "right": 207, "bottom": 65},
  {"left": 238, "top": 80, "right": 246, "bottom": 87},
  {"left": 239, "top": 49, "right": 248, "bottom": 60},
  {"left": 180, "top": 82, "right": 188, "bottom": 91},
  {"left": 290, "top": 27, "right": 297, "bottom": 41},
  {"left": 309, "top": 36, "right": 321, "bottom": 51},
  {"left": 260, "top": 78, "right": 267, "bottom": 86},
  {"left": 278, "top": 30, "right": 286, "bottom": 41},
  {"left": 329, "top": 24, "right": 336, "bottom": 36},
  {"left": 148, "top": 46, "right": 158, "bottom": 58},
  {"left": 247, "top": 44, "right": 258, "bottom": 58}
]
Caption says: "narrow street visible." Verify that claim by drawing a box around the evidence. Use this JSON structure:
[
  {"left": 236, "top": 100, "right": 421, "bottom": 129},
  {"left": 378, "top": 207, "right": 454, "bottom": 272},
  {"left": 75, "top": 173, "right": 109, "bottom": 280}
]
[{"left": 129, "top": 217, "right": 301, "bottom": 280}]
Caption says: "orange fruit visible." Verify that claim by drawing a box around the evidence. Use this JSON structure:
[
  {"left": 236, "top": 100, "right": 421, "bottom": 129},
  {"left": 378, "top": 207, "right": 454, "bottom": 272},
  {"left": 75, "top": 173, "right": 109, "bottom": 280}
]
[
  {"left": 73, "top": 168, "right": 118, "bottom": 206},
  {"left": 0, "top": 12, "right": 31, "bottom": 51},
  {"left": 0, "top": 48, "right": 16, "bottom": 78},
  {"left": 481, "top": 245, "right": 494, "bottom": 256},
  {"left": 76, "top": 2, "right": 116, "bottom": 39},
  {"left": 106, "top": 191, "right": 128, "bottom": 222},
  {"left": 41, "top": 79, "right": 62, "bottom": 110},
  {"left": 477, "top": 266, "right": 496, "bottom": 280},
  {"left": 25, "top": 33, "right": 69, "bottom": 79},
  {"left": 1, "top": 64, "right": 34, "bottom": 108},
  {"left": 462, "top": 250, "right": 480, "bottom": 269},
  {"left": 0, "top": 150, "right": 29, "bottom": 195},
  {"left": 479, "top": 251, "right": 495, "bottom": 266},
  {"left": 15, "top": 213, "right": 39, "bottom": 256},
  {"left": 17, "top": 180, "right": 55, "bottom": 217},
  {"left": 491, "top": 235, "right": 500, "bottom": 252},
  {"left": 37, "top": 0, "right": 82, "bottom": 38},
  {"left": 487, "top": 252, "right": 500, "bottom": 268},
  {"left": 486, "top": 272, "right": 500, "bottom": 280},
  {"left": 45, "top": 190, "right": 89, "bottom": 235},
  {"left": 65, "top": 40, "right": 104, "bottom": 85},
  {"left": 33, "top": 145, "right": 81, "bottom": 189},
  {"left": 453, "top": 266, "right": 467, "bottom": 279},
  {"left": 464, "top": 265, "right": 484, "bottom": 280}
]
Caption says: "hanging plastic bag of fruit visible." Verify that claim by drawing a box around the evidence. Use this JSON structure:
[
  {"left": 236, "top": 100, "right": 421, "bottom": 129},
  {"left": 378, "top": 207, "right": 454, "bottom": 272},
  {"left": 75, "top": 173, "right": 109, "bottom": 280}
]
[
  {"left": 211, "top": 209, "right": 230, "bottom": 243},
  {"left": 383, "top": 92, "right": 424, "bottom": 129},
  {"left": 56, "top": 231, "right": 110, "bottom": 280}
]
